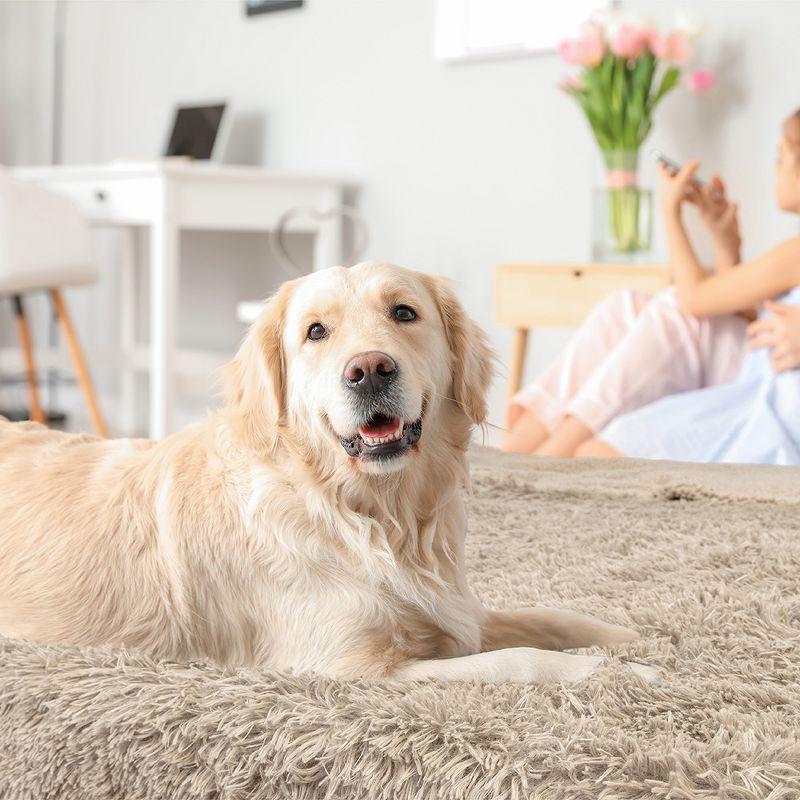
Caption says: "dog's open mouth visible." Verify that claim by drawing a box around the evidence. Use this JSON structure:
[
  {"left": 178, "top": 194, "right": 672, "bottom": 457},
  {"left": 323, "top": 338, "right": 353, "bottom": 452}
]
[{"left": 339, "top": 414, "right": 422, "bottom": 459}]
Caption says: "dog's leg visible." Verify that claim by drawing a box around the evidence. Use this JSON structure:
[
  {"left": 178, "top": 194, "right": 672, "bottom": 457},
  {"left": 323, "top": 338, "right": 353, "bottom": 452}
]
[
  {"left": 392, "top": 646, "right": 605, "bottom": 684},
  {"left": 481, "top": 607, "right": 637, "bottom": 652}
]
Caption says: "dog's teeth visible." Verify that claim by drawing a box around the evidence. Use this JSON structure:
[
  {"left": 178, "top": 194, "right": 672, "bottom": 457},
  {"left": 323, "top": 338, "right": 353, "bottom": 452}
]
[{"left": 360, "top": 423, "right": 405, "bottom": 447}]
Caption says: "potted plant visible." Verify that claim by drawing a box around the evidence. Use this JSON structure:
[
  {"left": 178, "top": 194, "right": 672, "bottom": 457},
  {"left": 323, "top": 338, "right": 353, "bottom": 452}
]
[{"left": 558, "top": 11, "right": 715, "bottom": 261}]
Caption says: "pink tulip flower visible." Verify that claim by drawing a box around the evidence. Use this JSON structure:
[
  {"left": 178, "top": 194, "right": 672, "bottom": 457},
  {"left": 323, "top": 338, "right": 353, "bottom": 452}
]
[
  {"left": 686, "top": 69, "right": 715, "bottom": 92},
  {"left": 610, "top": 24, "right": 652, "bottom": 60},
  {"left": 557, "top": 38, "right": 581, "bottom": 64},
  {"left": 558, "top": 22, "right": 605, "bottom": 68},
  {"left": 650, "top": 30, "right": 692, "bottom": 63},
  {"left": 578, "top": 23, "right": 605, "bottom": 66}
]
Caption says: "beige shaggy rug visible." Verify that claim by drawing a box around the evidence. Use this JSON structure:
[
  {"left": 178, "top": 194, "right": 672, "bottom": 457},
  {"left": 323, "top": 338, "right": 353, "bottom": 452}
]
[{"left": 2, "top": 448, "right": 800, "bottom": 799}]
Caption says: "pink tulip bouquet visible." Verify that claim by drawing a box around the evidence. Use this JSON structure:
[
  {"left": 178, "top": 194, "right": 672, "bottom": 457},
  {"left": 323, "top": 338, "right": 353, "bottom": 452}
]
[{"left": 558, "top": 11, "right": 714, "bottom": 257}]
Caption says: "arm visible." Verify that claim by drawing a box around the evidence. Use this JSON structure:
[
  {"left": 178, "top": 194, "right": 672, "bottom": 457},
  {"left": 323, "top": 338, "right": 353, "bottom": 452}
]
[
  {"left": 699, "top": 175, "right": 741, "bottom": 271},
  {"left": 668, "top": 221, "right": 800, "bottom": 317},
  {"left": 713, "top": 237, "right": 741, "bottom": 272},
  {"left": 680, "top": 168, "right": 757, "bottom": 321},
  {"left": 661, "top": 162, "right": 800, "bottom": 317}
]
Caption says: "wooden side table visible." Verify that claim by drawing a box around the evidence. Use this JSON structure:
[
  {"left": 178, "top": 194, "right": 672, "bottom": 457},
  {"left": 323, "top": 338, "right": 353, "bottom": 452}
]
[{"left": 495, "top": 262, "right": 671, "bottom": 399}]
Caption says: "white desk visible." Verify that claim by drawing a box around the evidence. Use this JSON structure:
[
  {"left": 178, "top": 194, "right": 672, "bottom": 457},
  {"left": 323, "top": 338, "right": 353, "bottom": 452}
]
[{"left": 12, "top": 161, "right": 350, "bottom": 439}]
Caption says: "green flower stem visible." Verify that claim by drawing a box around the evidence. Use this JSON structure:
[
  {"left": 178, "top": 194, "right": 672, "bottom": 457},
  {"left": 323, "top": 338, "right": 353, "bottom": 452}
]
[
  {"left": 609, "top": 186, "right": 642, "bottom": 252},
  {"left": 568, "top": 50, "right": 682, "bottom": 255}
]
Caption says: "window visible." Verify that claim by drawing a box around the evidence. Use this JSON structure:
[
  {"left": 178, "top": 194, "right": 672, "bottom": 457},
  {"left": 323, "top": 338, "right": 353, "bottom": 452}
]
[{"left": 434, "top": 0, "right": 608, "bottom": 64}]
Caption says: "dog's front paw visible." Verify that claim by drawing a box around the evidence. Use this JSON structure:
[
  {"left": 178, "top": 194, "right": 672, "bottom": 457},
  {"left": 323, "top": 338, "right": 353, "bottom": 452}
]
[{"left": 499, "top": 647, "right": 605, "bottom": 684}]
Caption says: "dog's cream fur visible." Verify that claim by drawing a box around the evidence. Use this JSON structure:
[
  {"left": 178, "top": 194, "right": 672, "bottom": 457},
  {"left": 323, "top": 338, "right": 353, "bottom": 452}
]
[{"left": 0, "top": 262, "right": 635, "bottom": 683}]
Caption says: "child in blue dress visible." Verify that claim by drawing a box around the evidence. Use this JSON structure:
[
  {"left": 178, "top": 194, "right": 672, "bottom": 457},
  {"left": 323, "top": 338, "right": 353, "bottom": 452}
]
[{"left": 579, "top": 109, "right": 800, "bottom": 464}]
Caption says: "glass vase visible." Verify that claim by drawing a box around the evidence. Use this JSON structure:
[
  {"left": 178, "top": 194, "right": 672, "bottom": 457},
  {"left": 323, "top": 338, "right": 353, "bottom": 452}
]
[{"left": 592, "top": 149, "right": 653, "bottom": 263}]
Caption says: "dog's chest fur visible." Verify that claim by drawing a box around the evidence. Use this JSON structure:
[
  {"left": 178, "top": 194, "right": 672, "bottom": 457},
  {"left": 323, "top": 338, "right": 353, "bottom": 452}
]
[
  {"left": 237, "top": 475, "right": 483, "bottom": 677},
  {"left": 255, "top": 555, "right": 482, "bottom": 677}
]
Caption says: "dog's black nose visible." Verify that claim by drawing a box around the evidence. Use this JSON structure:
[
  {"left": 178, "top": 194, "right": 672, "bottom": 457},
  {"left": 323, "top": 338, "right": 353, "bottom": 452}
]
[{"left": 343, "top": 351, "right": 397, "bottom": 394}]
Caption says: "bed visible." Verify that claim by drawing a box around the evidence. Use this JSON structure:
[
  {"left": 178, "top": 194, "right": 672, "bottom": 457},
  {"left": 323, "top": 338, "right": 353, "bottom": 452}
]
[{"left": 2, "top": 448, "right": 799, "bottom": 799}]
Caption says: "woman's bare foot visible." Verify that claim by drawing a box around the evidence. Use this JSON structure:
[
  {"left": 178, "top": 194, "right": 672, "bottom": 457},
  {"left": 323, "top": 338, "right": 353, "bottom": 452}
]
[
  {"left": 501, "top": 408, "right": 549, "bottom": 453},
  {"left": 535, "top": 415, "right": 593, "bottom": 457},
  {"left": 575, "top": 438, "right": 623, "bottom": 458}
]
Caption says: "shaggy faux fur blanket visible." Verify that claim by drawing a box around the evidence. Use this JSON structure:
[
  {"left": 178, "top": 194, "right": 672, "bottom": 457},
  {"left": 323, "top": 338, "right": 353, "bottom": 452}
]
[{"left": 2, "top": 448, "right": 800, "bottom": 799}]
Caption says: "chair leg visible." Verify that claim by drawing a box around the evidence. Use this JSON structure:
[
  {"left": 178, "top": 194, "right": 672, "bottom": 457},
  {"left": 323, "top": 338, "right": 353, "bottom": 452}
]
[
  {"left": 10, "top": 295, "right": 46, "bottom": 424},
  {"left": 49, "top": 289, "right": 108, "bottom": 437}
]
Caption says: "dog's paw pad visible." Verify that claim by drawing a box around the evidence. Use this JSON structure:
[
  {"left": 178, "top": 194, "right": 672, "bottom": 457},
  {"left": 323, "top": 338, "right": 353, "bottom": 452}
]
[{"left": 623, "top": 660, "right": 662, "bottom": 686}]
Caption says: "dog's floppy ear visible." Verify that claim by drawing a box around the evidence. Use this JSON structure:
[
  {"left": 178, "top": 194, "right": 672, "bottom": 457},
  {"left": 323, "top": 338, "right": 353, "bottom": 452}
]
[
  {"left": 223, "top": 280, "right": 295, "bottom": 435},
  {"left": 425, "top": 275, "right": 494, "bottom": 425}
]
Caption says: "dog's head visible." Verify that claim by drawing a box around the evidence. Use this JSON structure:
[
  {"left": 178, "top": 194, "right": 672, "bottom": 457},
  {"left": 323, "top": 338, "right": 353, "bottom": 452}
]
[{"left": 225, "top": 261, "right": 493, "bottom": 476}]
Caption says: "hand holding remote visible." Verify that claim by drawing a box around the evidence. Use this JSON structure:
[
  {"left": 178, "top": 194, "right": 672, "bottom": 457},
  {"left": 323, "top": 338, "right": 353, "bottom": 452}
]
[
  {"left": 692, "top": 174, "right": 741, "bottom": 260},
  {"left": 654, "top": 151, "right": 740, "bottom": 263}
]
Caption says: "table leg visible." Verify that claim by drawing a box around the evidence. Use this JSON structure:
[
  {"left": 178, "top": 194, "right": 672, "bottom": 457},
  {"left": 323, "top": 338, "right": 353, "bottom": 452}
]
[
  {"left": 508, "top": 327, "right": 529, "bottom": 400},
  {"left": 149, "top": 219, "right": 179, "bottom": 440},
  {"left": 120, "top": 227, "right": 138, "bottom": 436}
]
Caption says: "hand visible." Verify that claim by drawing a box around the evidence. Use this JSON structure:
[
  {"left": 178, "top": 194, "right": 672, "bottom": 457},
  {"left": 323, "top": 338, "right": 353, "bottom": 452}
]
[
  {"left": 688, "top": 174, "right": 741, "bottom": 256},
  {"left": 747, "top": 301, "right": 800, "bottom": 372},
  {"left": 659, "top": 160, "right": 701, "bottom": 217}
]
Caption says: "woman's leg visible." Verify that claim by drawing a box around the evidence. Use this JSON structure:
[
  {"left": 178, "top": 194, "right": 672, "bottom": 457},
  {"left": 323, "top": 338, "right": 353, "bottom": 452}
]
[
  {"left": 575, "top": 438, "right": 622, "bottom": 458},
  {"left": 536, "top": 288, "right": 748, "bottom": 457},
  {"left": 502, "top": 290, "right": 652, "bottom": 453}
]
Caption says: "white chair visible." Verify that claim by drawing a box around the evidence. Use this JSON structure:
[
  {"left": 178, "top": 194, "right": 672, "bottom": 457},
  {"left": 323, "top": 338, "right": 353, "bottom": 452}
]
[{"left": 0, "top": 170, "right": 107, "bottom": 436}]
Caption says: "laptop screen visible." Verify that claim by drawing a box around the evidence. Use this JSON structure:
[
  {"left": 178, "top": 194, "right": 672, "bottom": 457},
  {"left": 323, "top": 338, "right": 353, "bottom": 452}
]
[{"left": 164, "top": 104, "right": 226, "bottom": 160}]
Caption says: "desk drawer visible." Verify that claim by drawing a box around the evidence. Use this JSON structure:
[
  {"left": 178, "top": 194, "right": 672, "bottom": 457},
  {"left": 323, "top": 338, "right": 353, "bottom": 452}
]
[
  {"left": 495, "top": 263, "right": 670, "bottom": 328},
  {"left": 23, "top": 178, "right": 159, "bottom": 224}
]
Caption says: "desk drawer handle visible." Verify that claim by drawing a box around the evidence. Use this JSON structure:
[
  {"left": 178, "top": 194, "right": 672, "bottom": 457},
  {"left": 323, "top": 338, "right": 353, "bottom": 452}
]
[
  {"left": 573, "top": 269, "right": 583, "bottom": 278},
  {"left": 94, "top": 189, "right": 107, "bottom": 202}
]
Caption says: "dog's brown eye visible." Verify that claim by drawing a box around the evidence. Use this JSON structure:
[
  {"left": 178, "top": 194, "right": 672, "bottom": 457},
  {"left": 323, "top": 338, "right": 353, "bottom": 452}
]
[
  {"left": 307, "top": 323, "right": 328, "bottom": 341},
  {"left": 393, "top": 305, "right": 416, "bottom": 323}
]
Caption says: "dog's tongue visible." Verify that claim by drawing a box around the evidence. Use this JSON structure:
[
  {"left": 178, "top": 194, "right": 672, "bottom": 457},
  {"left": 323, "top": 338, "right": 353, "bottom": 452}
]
[{"left": 359, "top": 416, "right": 402, "bottom": 438}]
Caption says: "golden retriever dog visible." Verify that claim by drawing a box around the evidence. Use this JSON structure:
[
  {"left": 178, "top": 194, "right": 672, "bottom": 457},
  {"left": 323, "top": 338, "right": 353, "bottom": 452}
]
[{"left": 0, "top": 261, "right": 639, "bottom": 683}]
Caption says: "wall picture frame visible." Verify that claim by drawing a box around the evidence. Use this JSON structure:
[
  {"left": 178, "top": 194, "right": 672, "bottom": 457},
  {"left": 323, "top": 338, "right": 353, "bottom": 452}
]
[{"left": 245, "top": 0, "right": 303, "bottom": 17}]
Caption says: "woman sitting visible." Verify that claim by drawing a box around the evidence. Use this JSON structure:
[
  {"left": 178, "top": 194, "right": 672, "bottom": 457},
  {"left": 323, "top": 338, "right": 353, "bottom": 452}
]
[
  {"left": 578, "top": 110, "right": 800, "bottom": 463},
  {"left": 503, "top": 109, "right": 800, "bottom": 463}
]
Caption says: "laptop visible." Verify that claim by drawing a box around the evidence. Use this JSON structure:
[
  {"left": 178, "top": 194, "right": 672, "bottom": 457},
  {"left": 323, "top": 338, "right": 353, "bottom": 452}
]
[{"left": 163, "top": 102, "right": 229, "bottom": 161}]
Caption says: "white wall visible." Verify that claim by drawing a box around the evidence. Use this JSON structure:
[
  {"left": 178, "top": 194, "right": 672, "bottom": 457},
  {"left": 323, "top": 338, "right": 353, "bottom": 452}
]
[{"left": 0, "top": 0, "right": 798, "bottom": 434}]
